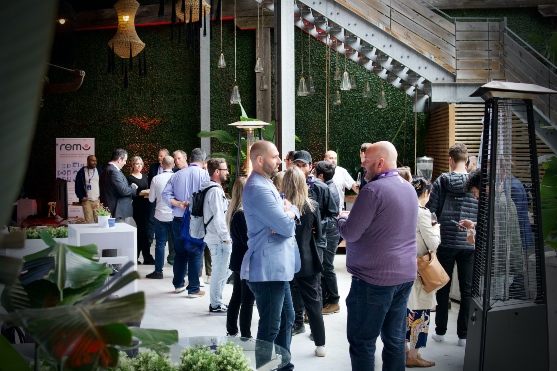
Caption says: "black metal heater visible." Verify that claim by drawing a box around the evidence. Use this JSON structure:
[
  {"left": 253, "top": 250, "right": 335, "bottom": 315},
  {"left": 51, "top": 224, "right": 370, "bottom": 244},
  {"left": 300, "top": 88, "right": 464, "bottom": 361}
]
[{"left": 463, "top": 82, "right": 556, "bottom": 371}]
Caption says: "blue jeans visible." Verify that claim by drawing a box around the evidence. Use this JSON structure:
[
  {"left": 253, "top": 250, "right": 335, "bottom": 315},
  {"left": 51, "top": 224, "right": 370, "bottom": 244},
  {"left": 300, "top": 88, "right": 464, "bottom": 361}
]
[
  {"left": 171, "top": 218, "right": 202, "bottom": 294},
  {"left": 248, "top": 281, "right": 295, "bottom": 371},
  {"left": 346, "top": 277, "right": 413, "bottom": 371},
  {"left": 153, "top": 218, "right": 172, "bottom": 273},
  {"left": 207, "top": 242, "right": 232, "bottom": 308}
]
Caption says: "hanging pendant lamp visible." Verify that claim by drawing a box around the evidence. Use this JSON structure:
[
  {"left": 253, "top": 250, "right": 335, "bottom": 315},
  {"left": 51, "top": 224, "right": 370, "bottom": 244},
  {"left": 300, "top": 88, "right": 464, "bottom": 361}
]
[
  {"left": 108, "top": 0, "right": 145, "bottom": 59},
  {"left": 175, "top": 0, "right": 210, "bottom": 23},
  {"left": 230, "top": 0, "right": 240, "bottom": 104},
  {"left": 297, "top": 27, "right": 308, "bottom": 96},
  {"left": 377, "top": 80, "right": 387, "bottom": 109},
  {"left": 307, "top": 30, "right": 315, "bottom": 95},
  {"left": 333, "top": 44, "right": 341, "bottom": 81},
  {"left": 362, "top": 81, "right": 371, "bottom": 98},
  {"left": 340, "top": 49, "right": 351, "bottom": 91},
  {"left": 254, "top": 3, "right": 264, "bottom": 73},
  {"left": 217, "top": 0, "right": 226, "bottom": 68},
  {"left": 333, "top": 90, "right": 341, "bottom": 105}
]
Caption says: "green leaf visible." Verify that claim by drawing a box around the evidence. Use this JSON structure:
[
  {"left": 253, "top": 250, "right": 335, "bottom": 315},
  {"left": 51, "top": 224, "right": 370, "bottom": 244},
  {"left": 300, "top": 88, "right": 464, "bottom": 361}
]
[
  {"left": 124, "top": 327, "right": 179, "bottom": 353},
  {"left": 97, "top": 323, "right": 133, "bottom": 346},
  {"left": 0, "top": 334, "right": 29, "bottom": 371},
  {"left": 197, "top": 130, "right": 237, "bottom": 145},
  {"left": 40, "top": 229, "right": 56, "bottom": 247}
]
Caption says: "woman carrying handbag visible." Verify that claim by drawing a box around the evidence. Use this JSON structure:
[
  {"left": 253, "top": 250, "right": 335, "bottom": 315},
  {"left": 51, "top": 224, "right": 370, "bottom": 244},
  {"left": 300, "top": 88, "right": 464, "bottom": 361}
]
[{"left": 406, "top": 178, "right": 441, "bottom": 367}]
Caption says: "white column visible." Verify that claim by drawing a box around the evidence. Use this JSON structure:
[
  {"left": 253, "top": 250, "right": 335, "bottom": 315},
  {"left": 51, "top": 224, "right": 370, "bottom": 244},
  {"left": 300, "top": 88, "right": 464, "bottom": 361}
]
[{"left": 200, "top": 25, "right": 211, "bottom": 155}]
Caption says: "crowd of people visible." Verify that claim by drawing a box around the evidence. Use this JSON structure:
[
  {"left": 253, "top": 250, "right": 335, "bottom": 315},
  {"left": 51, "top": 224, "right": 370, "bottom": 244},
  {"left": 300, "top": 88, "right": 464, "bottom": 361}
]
[{"left": 76, "top": 139, "right": 531, "bottom": 370}]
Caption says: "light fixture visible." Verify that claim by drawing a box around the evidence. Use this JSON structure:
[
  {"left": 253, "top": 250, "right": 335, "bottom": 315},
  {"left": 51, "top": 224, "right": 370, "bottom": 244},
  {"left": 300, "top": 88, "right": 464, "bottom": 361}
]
[
  {"left": 307, "top": 30, "right": 315, "bottom": 95},
  {"left": 57, "top": 18, "right": 66, "bottom": 25},
  {"left": 350, "top": 74, "right": 357, "bottom": 89},
  {"left": 108, "top": 0, "right": 145, "bottom": 59},
  {"left": 333, "top": 44, "right": 341, "bottom": 81},
  {"left": 340, "top": 49, "right": 351, "bottom": 91},
  {"left": 229, "top": 121, "right": 270, "bottom": 178},
  {"left": 297, "top": 27, "right": 308, "bottom": 96},
  {"left": 259, "top": 74, "right": 269, "bottom": 91},
  {"left": 362, "top": 81, "right": 371, "bottom": 98},
  {"left": 176, "top": 0, "right": 210, "bottom": 23},
  {"left": 217, "top": 0, "right": 226, "bottom": 68},
  {"left": 230, "top": 0, "right": 241, "bottom": 104},
  {"left": 254, "top": 3, "right": 264, "bottom": 73},
  {"left": 377, "top": 81, "right": 387, "bottom": 109},
  {"left": 333, "top": 90, "right": 341, "bottom": 105}
]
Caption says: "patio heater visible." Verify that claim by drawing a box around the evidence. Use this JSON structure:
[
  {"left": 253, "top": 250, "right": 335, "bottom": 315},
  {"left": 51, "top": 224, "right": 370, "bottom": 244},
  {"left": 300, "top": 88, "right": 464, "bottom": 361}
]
[
  {"left": 463, "top": 82, "right": 557, "bottom": 371},
  {"left": 229, "top": 121, "right": 270, "bottom": 178}
]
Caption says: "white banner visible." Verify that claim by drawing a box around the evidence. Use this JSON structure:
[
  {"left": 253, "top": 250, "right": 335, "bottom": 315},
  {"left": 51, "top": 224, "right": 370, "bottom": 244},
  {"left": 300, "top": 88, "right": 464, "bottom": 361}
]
[{"left": 56, "top": 138, "right": 95, "bottom": 217}]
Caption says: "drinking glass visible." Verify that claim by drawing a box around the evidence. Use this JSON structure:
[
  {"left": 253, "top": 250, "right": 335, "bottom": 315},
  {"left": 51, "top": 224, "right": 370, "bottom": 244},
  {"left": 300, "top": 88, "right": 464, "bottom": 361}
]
[
  {"left": 430, "top": 212, "right": 438, "bottom": 226},
  {"left": 356, "top": 172, "right": 362, "bottom": 190}
]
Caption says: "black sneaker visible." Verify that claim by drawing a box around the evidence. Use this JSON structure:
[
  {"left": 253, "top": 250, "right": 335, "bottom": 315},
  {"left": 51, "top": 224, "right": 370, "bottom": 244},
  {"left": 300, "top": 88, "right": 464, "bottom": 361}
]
[
  {"left": 146, "top": 271, "right": 163, "bottom": 279},
  {"left": 292, "top": 323, "right": 305, "bottom": 336},
  {"left": 209, "top": 304, "right": 228, "bottom": 314}
]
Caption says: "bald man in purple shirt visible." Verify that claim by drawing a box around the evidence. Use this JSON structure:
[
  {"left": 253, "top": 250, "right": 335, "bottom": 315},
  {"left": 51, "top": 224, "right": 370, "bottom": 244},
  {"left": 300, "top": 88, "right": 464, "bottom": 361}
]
[{"left": 337, "top": 141, "right": 418, "bottom": 371}]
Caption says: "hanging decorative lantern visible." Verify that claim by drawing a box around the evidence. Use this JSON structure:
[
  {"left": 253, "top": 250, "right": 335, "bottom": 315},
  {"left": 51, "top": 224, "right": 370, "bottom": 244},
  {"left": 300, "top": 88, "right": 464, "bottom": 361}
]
[
  {"left": 108, "top": 0, "right": 145, "bottom": 59},
  {"left": 175, "top": 0, "right": 211, "bottom": 23}
]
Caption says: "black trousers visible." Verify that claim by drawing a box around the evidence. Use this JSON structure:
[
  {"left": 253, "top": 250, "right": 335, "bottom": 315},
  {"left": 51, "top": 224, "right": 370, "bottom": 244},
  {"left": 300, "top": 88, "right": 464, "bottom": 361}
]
[
  {"left": 435, "top": 248, "right": 474, "bottom": 339},
  {"left": 290, "top": 274, "right": 326, "bottom": 346},
  {"left": 321, "top": 234, "right": 340, "bottom": 305},
  {"left": 226, "top": 271, "right": 255, "bottom": 338}
]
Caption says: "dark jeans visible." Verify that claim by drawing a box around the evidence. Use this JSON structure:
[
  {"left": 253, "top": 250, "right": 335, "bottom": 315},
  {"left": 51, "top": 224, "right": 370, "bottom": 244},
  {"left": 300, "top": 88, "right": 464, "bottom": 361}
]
[
  {"left": 322, "top": 233, "right": 340, "bottom": 305},
  {"left": 226, "top": 271, "right": 255, "bottom": 337},
  {"left": 149, "top": 202, "right": 174, "bottom": 263},
  {"left": 247, "top": 280, "right": 294, "bottom": 371},
  {"left": 291, "top": 275, "right": 325, "bottom": 346},
  {"left": 153, "top": 218, "right": 172, "bottom": 273},
  {"left": 171, "top": 218, "right": 202, "bottom": 294},
  {"left": 435, "top": 248, "right": 474, "bottom": 339},
  {"left": 346, "top": 277, "right": 412, "bottom": 371}
]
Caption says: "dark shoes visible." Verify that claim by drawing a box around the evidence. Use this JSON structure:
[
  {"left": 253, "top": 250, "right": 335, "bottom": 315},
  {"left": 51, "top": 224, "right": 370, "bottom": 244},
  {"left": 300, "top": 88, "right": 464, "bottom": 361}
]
[
  {"left": 143, "top": 257, "right": 156, "bottom": 265},
  {"left": 146, "top": 271, "right": 163, "bottom": 279},
  {"left": 292, "top": 323, "right": 306, "bottom": 336},
  {"left": 209, "top": 304, "right": 228, "bottom": 314}
]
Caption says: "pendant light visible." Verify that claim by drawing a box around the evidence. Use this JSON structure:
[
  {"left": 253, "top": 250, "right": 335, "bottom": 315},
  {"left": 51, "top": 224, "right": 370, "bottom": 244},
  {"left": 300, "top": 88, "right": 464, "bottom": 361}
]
[
  {"left": 230, "top": 0, "right": 241, "bottom": 104},
  {"left": 377, "top": 80, "right": 387, "bottom": 109},
  {"left": 340, "top": 47, "right": 351, "bottom": 91},
  {"left": 333, "top": 44, "right": 341, "bottom": 81},
  {"left": 333, "top": 90, "right": 341, "bottom": 105},
  {"left": 297, "top": 27, "right": 308, "bottom": 96},
  {"left": 254, "top": 3, "right": 263, "bottom": 73},
  {"left": 362, "top": 81, "right": 371, "bottom": 98},
  {"left": 350, "top": 74, "right": 357, "bottom": 89},
  {"left": 307, "top": 30, "right": 315, "bottom": 95},
  {"left": 217, "top": 0, "right": 226, "bottom": 68}
]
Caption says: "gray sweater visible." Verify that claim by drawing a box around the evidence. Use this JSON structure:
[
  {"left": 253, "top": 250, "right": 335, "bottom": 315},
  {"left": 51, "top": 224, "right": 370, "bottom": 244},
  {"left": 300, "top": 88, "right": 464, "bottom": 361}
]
[
  {"left": 338, "top": 174, "right": 418, "bottom": 286},
  {"left": 200, "top": 181, "right": 230, "bottom": 245}
]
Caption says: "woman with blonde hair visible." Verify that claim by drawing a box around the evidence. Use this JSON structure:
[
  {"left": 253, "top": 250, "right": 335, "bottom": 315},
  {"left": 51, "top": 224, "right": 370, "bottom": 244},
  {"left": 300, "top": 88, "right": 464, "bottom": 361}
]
[
  {"left": 282, "top": 167, "right": 326, "bottom": 357},
  {"left": 273, "top": 171, "right": 285, "bottom": 193},
  {"left": 225, "top": 177, "right": 255, "bottom": 338},
  {"left": 127, "top": 156, "right": 155, "bottom": 264}
]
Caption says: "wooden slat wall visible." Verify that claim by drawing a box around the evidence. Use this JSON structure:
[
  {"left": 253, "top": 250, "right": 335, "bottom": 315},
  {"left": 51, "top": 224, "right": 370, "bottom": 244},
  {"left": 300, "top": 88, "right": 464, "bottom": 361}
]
[
  {"left": 425, "top": 103, "right": 553, "bottom": 182},
  {"left": 456, "top": 21, "right": 505, "bottom": 82}
]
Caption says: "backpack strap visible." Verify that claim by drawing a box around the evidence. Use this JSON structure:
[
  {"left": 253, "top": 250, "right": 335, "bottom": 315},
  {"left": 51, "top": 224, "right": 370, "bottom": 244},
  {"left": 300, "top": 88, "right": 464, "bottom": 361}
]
[{"left": 200, "top": 185, "right": 219, "bottom": 226}]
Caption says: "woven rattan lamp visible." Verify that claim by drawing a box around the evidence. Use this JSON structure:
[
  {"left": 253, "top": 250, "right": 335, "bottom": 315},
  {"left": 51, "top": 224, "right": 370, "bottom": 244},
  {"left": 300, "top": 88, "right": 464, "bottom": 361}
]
[
  {"left": 108, "top": 0, "right": 145, "bottom": 59},
  {"left": 176, "top": 0, "right": 211, "bottom": 23}
]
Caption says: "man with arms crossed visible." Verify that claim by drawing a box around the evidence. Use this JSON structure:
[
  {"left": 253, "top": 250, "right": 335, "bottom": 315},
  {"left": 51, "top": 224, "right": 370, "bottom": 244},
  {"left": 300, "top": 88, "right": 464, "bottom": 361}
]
[
  {"left": 337, "top": 141, "right": 417, "bottom": 371},
  {"left": 75, "top": 155, "right": 102, "bottom": 223},
  {"left": 241, "top": 141, "right": 300, "bottom": 371},
  {"left": 324, "top": 150, "right": 359, "bottom": 210}
]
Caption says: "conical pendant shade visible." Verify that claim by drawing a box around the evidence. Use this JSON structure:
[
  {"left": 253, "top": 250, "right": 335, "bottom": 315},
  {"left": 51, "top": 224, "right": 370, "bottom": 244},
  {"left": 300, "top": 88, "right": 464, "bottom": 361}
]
[
  {"left": 259, "top": 75, "right": 268, "bottom": 91},
  {"left": 254, "top": 57, "right": 263, "bottom": 73},
  {"left": 333, "top": 90, "right": 341, "bottom": 105},
  {"left": 297, "top": 76, "right": 308, "bottom": 96},
  {"left": 307, "top": 76, "right": 315, "bottom": 95},
  {"left": 377, "top": 89, "right": 387, "bottom": 109},
  {"left": 230, "top": 84, "right": 241, "bottom": 104},
  {"left": 334, "top": 66, "right": 342, "bottom": 81},
  {"left": 217, "top": 52, "right": 226, "bottom": 68},
  {"left": 362, "top": 81, "right": 371, "bottom": 98},
  {"left": 340, "top": 71, "right": 351, "bottom": 91},
  {"left": 350, "top": 74, "right": 357, "bottom": 89}
]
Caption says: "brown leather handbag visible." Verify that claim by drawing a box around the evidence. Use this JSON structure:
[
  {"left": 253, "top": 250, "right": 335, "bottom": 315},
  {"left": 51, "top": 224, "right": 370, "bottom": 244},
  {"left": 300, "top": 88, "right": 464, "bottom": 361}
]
[{"left": 417, "top": 250, "right": 450, "bottom": 293}]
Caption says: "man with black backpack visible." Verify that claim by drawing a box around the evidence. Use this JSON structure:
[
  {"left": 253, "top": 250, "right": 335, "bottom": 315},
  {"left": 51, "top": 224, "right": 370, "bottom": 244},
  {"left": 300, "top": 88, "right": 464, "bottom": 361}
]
[{"left": 197, "top": 158, "right": 231, "bottom": 313}]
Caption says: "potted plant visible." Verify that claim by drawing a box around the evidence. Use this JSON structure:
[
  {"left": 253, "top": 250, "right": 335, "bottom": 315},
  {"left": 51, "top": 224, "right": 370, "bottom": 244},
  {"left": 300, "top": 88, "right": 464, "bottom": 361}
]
[
  {"left": 5, "top": 227, "right": 69, "bottom": 259},
  {"left": 95, "top": 203, "right": 111, "bottom": 228}
]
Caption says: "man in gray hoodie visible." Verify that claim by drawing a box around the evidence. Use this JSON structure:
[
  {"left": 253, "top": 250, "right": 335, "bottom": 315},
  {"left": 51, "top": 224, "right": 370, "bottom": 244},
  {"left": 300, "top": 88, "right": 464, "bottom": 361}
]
[{"left": 202, "top": 158, "right": 232, "bottom": 314}]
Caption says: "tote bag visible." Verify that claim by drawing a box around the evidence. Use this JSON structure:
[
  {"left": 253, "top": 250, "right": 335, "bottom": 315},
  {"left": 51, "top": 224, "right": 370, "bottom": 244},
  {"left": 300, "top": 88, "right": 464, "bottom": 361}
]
[{"left": 417, "top": 250, "right": 450, "bottom": 293}]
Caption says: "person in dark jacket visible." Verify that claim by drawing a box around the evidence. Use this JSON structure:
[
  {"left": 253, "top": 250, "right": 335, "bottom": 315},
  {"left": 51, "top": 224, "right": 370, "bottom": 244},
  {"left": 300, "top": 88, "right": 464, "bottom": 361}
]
[
  {"left": 75, "top": 155, "right": 102, "bottom": 223},
  {"left": 426, "top": 143, "right": 478, "bottom": 347},
  {"left": 283, "top": 166, "right": 327, "bottom": 357},
  {"left": 225, "top": 177, "right": 255, "bottom": 338},
  {"left": 314, "top": 161, "right": 341, "bottom": 315}
]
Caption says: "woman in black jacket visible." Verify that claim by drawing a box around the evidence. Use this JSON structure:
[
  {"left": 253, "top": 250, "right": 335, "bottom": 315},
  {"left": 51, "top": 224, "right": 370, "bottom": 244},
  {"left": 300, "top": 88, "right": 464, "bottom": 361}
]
[
  {"left": 283, "top": 167, "right": 326, "bottom": 357},
  {"left": 225, "top": 177, "right": 255, "bottom": 338}
]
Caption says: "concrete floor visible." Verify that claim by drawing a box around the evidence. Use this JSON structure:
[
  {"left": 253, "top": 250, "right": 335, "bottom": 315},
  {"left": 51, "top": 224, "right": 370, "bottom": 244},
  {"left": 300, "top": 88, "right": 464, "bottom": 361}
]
[{"left": 138, "top": 253, "right": 465, "bottom": 370}]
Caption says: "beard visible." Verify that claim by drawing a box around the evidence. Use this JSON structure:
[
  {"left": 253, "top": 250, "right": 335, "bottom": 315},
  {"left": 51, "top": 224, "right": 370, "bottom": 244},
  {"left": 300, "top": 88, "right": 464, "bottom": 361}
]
[{"left": 262, "top": 161, "right": 278, "bottom": 178}]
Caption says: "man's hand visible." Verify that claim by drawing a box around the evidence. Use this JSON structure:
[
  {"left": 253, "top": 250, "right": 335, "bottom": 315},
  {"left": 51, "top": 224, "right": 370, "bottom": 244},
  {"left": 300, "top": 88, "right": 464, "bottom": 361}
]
[
  {"left": 131, "top": 183, "right": 138, "bottom": 189},
  {"left": 459, "top": 219, "right": 475, "bottom": 231},
  {"left": 81, "top": 197, "right": 88, "bottom": 202},
  {"left": 339, "top": 210, "right": 350, "bottom": 218},
  {"left": 283, "top": 198, "right": 292, "bottom": 212}
]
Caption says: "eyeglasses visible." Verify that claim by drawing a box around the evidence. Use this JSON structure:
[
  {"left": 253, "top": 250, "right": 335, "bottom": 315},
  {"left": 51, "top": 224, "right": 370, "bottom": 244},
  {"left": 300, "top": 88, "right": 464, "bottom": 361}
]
[{"left": 217, "top": 168, "right": 229, "bottom": 171}]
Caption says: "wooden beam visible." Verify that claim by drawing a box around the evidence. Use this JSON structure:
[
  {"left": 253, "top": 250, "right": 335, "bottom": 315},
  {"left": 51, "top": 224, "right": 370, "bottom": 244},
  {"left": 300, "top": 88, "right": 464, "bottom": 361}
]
[
  {"left": 539, "top": 4, "right": 557, "bottom": 17},
  {"left": 424, "top": 1, "right": 554, "bottom": 9}
]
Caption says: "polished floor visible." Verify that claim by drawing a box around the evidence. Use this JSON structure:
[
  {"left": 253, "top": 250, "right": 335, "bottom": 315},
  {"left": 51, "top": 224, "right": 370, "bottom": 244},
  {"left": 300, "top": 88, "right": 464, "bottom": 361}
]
[{"left": 138, "top": 252, "right": 466, "bottom": 370}]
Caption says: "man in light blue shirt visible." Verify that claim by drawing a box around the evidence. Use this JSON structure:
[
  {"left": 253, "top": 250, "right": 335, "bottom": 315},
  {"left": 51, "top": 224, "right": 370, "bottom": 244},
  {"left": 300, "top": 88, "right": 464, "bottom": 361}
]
[
  {"left": 240, "top": 140, "right": 300, "bottom": 371},
  {"left": 162, "top": 148, "right": 209, "bottom": 295}
]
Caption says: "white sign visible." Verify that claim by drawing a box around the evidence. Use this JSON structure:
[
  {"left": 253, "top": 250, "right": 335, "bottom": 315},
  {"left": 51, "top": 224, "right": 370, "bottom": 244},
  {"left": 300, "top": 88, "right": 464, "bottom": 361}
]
[{"left": 55, "top": 138, "right": 95, "bottom": 218}]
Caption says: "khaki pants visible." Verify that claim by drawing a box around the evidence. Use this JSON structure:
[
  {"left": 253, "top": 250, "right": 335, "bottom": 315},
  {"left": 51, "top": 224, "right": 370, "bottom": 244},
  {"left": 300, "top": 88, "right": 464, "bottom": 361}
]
[{"left": 82, "top": 199, "right": 100, "bottom": 223}]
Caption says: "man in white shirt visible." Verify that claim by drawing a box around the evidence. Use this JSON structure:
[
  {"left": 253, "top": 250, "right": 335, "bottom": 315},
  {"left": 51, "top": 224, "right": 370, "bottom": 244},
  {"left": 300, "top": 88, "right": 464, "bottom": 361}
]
[
  {"left": 324, "top": 150, "right": 359, "bottom": 210},
  {"left": 146, "top": 156, "right": 176, "bottom": 279},
  {"left": 75, "top": 155, "right": 102, "bottom": 223}
]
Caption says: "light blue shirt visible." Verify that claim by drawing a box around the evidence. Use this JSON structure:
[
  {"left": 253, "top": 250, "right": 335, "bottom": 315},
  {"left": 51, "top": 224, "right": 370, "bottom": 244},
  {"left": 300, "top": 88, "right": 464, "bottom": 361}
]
[
  {"left": 240, "top": 172, "right": 300, "bottom": 282},
  {"left": 162, "top": 164, "right": 210, "bottom": 218}
]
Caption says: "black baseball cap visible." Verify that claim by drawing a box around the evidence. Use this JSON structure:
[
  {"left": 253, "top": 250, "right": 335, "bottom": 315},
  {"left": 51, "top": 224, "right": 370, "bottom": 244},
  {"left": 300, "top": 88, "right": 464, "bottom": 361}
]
[{"left": 292, "top": 150, "right": 312, "bottom": 164}]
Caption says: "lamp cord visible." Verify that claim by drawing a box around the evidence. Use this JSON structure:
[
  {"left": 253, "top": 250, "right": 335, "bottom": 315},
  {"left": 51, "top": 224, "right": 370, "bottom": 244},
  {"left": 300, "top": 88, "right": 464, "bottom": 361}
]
[{"left": 234, "top": 0, "right": 237, "bottom": 81}]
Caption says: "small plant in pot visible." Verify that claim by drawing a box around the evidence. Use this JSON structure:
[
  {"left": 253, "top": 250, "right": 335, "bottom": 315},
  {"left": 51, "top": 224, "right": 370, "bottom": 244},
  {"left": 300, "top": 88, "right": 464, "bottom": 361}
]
[{"left": 95, "top": 203, "right": 111, "bottom": 228}]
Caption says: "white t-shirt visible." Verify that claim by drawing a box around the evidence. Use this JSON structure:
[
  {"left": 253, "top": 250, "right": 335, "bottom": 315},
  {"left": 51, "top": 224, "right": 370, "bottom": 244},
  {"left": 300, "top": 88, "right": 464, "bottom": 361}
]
[
  {"left": 149, "top": 171, "right": 174, "bottom": 222},
  {"left": 85, "top": 168, "right": 100, "bottom": 201},
  {"left": 332, "top": 166, "right": 355, "bottom": 210}
]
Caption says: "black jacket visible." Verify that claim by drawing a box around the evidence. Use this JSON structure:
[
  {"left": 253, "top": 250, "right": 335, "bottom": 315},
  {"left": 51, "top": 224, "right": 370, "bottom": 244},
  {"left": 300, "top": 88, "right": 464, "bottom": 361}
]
[
  {"left": 426, "top": 171, "right": 478, "bottom": 250},
  {"left": 229, "top": 209, "right": 248, "bottom": 272},
  {"left": 294, "top": 200, "right": 323, "bottom": 277},
  {"left": 99, "top": 165, "right": 136, "bottom": 218},
  {"left": 147, "top": 162, "right": 179, "bottom": 186},
  {"left": 75, "top": 166, "right": 103, "bottom": 201},
  {"left": 307, "top": 177, "right": 339, "bottom": 248}
]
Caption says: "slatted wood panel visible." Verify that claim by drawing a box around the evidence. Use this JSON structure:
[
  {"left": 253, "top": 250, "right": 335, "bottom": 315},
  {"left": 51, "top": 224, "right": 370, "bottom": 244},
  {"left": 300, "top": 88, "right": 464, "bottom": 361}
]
[
  {"left": 425, "top": 103, "right": 553, "bottom": 182},
  {"left": 455, "top": 21, "right": 505, "bottom": 82}
]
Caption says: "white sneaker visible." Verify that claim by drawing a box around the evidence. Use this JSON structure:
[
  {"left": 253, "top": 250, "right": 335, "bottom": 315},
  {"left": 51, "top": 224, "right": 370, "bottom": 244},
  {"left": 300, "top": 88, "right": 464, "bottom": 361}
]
[
  {"left": 205, "top": 275, "right": 211, "bottom": 284},
  {"left": 432, "top": 334, "right": 445, "bottom": 342},
  {"left": 315, "top": 346, "right": 327, "bottom": 357},
  {"left": 174, "top": 286, "right": 186, "bottom": 294},
  {"left": 458, "top": 339, "right": 467, "bottom": 347}
]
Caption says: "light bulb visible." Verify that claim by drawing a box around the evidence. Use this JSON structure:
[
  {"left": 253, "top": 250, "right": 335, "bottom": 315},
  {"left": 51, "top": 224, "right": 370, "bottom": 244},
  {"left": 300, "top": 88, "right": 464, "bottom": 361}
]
[
  {"left": 58, "top": 18, "right": 66, "bottom": 25},
  {"left": 123, "top": 15, "right": 130, "bottom": 22}
]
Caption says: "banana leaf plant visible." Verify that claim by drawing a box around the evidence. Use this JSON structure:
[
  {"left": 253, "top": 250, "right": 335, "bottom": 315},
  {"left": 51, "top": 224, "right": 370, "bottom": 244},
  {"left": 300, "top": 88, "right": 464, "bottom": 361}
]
[{"left": 0, "top": 230, "right": 178, "bottom": 370}]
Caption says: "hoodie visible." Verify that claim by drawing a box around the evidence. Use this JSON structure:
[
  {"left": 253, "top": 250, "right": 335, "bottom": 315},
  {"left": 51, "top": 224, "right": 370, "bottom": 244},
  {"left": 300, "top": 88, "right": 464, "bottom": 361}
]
[
  {"left": 200, "top": 180, "right": 231, "bottom": 245},
  {"left": 426, "top": 171, "right": 478, "bottom": 250}
]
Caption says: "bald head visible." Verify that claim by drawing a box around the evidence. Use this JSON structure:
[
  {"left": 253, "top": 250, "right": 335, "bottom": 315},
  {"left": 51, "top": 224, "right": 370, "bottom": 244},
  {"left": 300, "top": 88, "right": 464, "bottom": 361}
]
[
  {"left": 363, "top": 141, "right": 398, "bottom": 182},
  {"left": 162, "top": 155, "right": 175, "bottom": 170},
  {"left": 251, "top": 140, "right": 281, "bottom": 179},
  {"left": 324, "top": 150, "right": 338, "bottom": 166},
  {"left": 250, "top": 140, "right": 272, "bottom": 163}
]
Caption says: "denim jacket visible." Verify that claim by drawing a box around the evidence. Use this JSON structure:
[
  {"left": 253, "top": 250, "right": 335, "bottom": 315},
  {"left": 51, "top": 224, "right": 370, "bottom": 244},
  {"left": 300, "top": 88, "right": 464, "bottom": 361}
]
[{"left": 240, "top": 172, "right": 300, "bottom": 282}]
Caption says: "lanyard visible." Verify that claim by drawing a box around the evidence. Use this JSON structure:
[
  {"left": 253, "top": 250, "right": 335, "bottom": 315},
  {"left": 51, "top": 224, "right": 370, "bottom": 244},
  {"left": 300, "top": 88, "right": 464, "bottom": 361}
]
[
  {"left": 371, "top": 170, "right": 399, "bottom": 182},
  {"left": 87, "top": 168, "right": 95, "bottom": 185}
]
